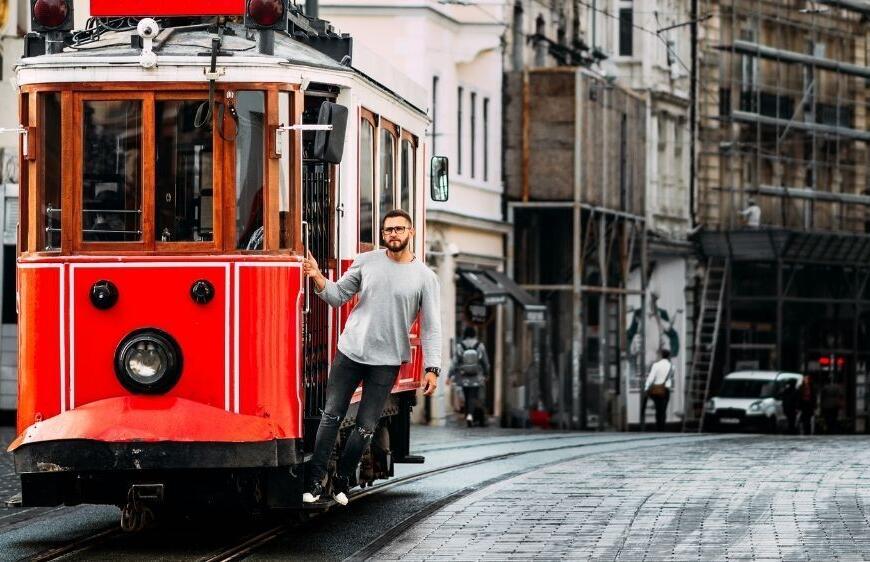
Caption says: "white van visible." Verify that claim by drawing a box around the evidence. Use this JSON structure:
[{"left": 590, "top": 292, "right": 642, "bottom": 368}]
[{"left": 704, "top": 371, "right": 803, "bottom": 432}]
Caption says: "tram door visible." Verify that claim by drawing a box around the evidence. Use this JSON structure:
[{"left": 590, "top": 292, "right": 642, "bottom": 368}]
[{"left": 301, "top": 93, "right": 336, "bottom": 449}]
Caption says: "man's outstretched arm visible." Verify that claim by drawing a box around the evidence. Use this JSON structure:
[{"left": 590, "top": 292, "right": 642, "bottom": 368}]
[{"left": 298, "top": 251, "right": 362, "bottom": 308}]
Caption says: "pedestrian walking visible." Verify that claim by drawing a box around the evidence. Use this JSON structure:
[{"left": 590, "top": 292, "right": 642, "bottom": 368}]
[
  {"left": 798, "top": 374, "right": 816, "bottom": 435},
  {"left": 777, "top": 378, "right": 798, "bottom": 434},
  {"left": 298, "top": 209, "right": 442, "bottom": 505},
  {"left": 448, "top": 326, "right": 491, "bottom": 427},
  {"left": 644, "top": 349, "right": 674, "bottom": 431},
  {"left": 820, "top": 375, "right": 844, "bottom": 434}
]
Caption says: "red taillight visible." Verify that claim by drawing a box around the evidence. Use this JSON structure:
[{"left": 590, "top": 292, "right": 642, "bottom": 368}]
[
  {"left": 247, "top": 0, "right": 284, "bottom": 27},
  {"left": 32, "top": 0, "right": 69, "bottom": 29}
]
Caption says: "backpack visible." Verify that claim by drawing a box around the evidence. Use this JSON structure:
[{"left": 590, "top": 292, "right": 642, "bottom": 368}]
[{"left": 459, "top": 341, "right": 483, "bottom": 376}]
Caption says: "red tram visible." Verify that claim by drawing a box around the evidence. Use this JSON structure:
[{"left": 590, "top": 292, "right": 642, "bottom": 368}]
[{"left": 8, "top": 0, "right": 449, "bottom": 527}]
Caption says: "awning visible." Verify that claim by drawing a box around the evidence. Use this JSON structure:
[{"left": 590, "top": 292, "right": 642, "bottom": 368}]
[
  {"left": 458, "top": 270, "right": 508, "bottom": 306},
  {"left": 483, "top": 270, "right": 548, "bottom": 325}
]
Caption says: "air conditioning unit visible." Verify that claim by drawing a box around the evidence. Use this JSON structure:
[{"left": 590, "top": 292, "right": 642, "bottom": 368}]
[{"left": 0, "top": 0, "right": 20, "bottom": 37}]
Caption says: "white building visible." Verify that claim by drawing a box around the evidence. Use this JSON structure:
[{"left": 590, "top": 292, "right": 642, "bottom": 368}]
[{"left": 320, "top": 0, "right": 511, "bottom": 424}]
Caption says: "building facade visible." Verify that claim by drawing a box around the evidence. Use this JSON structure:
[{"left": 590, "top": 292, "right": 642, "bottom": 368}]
[{"left": 689, "top": 0, "right": 870, "bottom": 432}]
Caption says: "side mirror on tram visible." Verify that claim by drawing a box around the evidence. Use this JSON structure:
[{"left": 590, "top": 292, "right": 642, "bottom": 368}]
[
  {"left": 430, "top": 156, "right": 449, "bottom": 202},
  {"left": 313, "top": 101, "right": 348, "bottom": 164}
]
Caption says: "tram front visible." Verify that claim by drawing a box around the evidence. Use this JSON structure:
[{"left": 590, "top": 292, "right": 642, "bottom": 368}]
[{"left": 8, "top": 1, "right": 351, "bottom": 520}]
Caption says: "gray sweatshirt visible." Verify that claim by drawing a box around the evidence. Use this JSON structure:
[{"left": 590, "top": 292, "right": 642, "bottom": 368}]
[{"left": 314, "top": 250, "right": 442, "bottom": 370}]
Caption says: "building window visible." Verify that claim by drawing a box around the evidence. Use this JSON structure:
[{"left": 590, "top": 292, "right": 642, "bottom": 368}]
[
  {"left": 457, "top": 86, "right": 463, "bottom": 175},
  {"left": 470, "top": 92, "right": 477, "bottom": 179},
  {"left": 432, "top": 76, "right": 439, "bottom": 154},
  {"left": 618, "top": 7, "right": 633, "bottom": 56},
  {"left": 483, "top": 97, "right": 490, "bottom": 182}
]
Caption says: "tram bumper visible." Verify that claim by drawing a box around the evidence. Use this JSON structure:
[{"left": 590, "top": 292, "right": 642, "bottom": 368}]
[{"left": 9, "top": 395, "right": 303, "bottom": 472}]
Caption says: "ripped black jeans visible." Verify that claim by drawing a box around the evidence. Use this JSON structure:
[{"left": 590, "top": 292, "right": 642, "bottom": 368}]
[{"left": 308, "top": 351, "right": 401, "bottom": 487}]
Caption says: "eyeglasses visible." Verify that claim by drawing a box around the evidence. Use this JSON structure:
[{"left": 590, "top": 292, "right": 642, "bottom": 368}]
[{"left": 382, "top": 226, "right": 409, "bottom": 235}]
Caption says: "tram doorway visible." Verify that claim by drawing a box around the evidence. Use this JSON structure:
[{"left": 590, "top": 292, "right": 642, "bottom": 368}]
[{"left": 300, "top": 91, "right": 337, "bottom": 449}]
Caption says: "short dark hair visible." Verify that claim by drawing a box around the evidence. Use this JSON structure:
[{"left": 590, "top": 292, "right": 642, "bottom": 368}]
[
  {"left": 463, "top": 326, "right": 477, "bottom": 339},
  {"left": 660, "top": 348, "right": 671, "bottom": 359},
  {"left": 381, "top": 209, "right": 413, "bottom": 231}
]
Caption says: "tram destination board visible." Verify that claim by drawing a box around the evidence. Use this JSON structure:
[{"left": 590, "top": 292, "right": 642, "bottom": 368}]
[{"left": 90, "top": 0, "right": 245, "bottom": 17}]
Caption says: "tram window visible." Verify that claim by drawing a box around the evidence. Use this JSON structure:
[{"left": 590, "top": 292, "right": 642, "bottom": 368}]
[
  {"left": 378, "top": 128, "right": 396, "bottom": 232},
  {"left": 40, "top": 93, "right": 61, "bottom": 251},
  {"left": 359, "top": 119, "right": 374, "bottom": 246},
  {"left": 235, "top": 91, "right": 265, "bottom": 251},
  {"left": 155, "top": 100, "right": 214, "bottom": 243},
  {"left": 82, "top": 100, "right": 142, "bottom": 243},
  {"left": 278, "top": 91, "right": 292, "bottom": 250},
  {"left": 400, "top": 137, "right": 415, "bottom": 220}
]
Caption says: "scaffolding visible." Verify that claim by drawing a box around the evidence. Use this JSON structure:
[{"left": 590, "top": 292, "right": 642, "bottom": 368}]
[
  {"left": 693, "top": 0, "right": 870, "bottom": 432},
  {"left": 698, "top": 0, "right": 868, "bottom": 233}
]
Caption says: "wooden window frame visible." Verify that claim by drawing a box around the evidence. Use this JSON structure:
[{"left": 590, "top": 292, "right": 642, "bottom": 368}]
[
  {"left": 400, "top": 130, "right": 418, "bottom": 226},
  {"left": 359, "top": 108, "right": 378, "bottom": 253},
  {"left": 153, "top": 91, "right": 221, "bottom": 253},
  {"left": 19, "top": 82, "right": 303, "bottom": 257},
  {"left": 377, "top": 117, "right": 399, "bottom": 249},
  {"left": 74, "top": 91, "right": 151, "bottom": 253}
]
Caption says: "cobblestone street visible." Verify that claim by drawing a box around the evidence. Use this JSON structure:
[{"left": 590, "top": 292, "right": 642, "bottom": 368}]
[{"left": 370, "top": 436, "right": 870, "bottom": 561}]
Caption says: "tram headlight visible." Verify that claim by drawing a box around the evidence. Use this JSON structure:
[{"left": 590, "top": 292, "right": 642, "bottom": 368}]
[
  {"left": 115, "top": 329, "right": 182, "bottom": 394},
  {"left": 245, "top": 0, "right": 288, "bottom": 30},
  {"left": 30, "top": 0, "right": 73, "bottom": 32}
]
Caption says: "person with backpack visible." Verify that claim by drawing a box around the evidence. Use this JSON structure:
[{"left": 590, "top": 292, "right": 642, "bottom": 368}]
[
  {"left": 644, "top": 349, "right": 674, "bottom": 431},
  {"left": 449, "top": 326, "right": 491, "bottom": 427}
]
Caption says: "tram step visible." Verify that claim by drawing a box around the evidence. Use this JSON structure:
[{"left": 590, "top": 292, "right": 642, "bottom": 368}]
[{"left": 394, "top": 454, "right": 426, "bottom": 464}]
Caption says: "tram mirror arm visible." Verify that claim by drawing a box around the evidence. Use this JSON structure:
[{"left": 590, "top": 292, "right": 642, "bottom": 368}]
[
  {"left": 274, "top": 124, "right": 331, "bottom": 159},
  {"left": 0, "top": 126, "right": 33, "bottom": 160}
]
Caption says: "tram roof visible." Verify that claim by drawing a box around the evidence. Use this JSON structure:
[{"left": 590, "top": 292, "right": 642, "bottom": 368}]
[{"left": 16, "top": 23, "right": 428, "bottom": 115}]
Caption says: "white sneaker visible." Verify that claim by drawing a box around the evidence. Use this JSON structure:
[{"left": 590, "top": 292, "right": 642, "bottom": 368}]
[
  {"left": 302, "top": 482, "right": 322, "bottom": 503},
  {"left": 302, "top": 492, "right": 319, "bottom": 503},
  {"left": 332, "top": 491, "right": 349, "bottom": 506}
]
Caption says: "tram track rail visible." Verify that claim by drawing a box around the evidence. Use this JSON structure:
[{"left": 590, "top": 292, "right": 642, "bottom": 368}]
[
  {"left": 201, "top": 433, "right": 732, "bottom": 562},
  {"left": 16, "top": 432, "right": 736, "bottom": 562}
]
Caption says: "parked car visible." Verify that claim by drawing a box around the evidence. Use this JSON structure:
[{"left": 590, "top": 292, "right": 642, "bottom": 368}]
[{"left": 704, "top": 371, "right": 803, "bottom": 432}]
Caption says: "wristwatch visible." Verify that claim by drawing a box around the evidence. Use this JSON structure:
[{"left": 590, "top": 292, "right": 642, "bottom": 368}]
[{"left": 425, "top": 367, "right": 441, "bottom": 377}]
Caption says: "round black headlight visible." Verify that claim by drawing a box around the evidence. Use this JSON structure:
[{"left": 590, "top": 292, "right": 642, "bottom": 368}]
[{"left": 114, "top": 329, "right": 182, "bottom": 394}]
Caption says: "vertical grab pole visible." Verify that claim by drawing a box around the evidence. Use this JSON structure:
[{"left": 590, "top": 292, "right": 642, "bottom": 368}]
[{"left": 303, "top": 220, "right": 311, "bottom": 314}]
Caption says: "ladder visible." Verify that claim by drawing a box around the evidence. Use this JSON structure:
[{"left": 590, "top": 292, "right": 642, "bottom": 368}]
[{"left": 683, "top": 257, "right": 729, "bottom": 432}]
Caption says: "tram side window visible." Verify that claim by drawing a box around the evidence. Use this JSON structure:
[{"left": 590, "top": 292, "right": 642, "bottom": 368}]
[
  {"left": 155, "top": 100, "right": 214, "bottom": 243},
  {"left": 40, "top": 93, "right": 62, "bottom": 251},
  {"left": 82, "top": 101, "right": 142, "bottom": 242},
  {"left": 400, "top": 137, "right": 415, "bottom": 222},
  {"left": 378, "top": 128, "right": 396, "bottom": 235},
  {"left": 278, "top": 92, "right": 292, "bottom": 250},
  {"left": 359, "top": 119, "right": 374, "bottom": 246},
  {"left": 235, "top": 91, "right": 265, "bottom": 250}
]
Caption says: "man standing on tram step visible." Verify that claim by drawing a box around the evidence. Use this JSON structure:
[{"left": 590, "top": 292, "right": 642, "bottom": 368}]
[
  {"left": 297, "top": 209, "right": 442, "bottom": 506},
  {"left": 644, "top": 349, "right": 674, "bottom": 431}
]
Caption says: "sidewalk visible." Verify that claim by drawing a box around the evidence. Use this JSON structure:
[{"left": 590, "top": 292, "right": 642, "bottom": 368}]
[{"left": 367, "top": 435, "right": 870, "bottom": 561}]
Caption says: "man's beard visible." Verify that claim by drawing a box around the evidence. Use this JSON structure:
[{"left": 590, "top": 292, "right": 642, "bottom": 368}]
[{"left": 386, "top": 237, "right": 410, "bottom": 252}]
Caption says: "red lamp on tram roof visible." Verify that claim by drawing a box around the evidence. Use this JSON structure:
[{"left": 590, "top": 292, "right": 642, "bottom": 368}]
[
  {"left": 30, "top": 0, "right": 73, "bottom": 32},
  {"left": 245, "top": 0, "right": 288, "bottom": 30}
]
